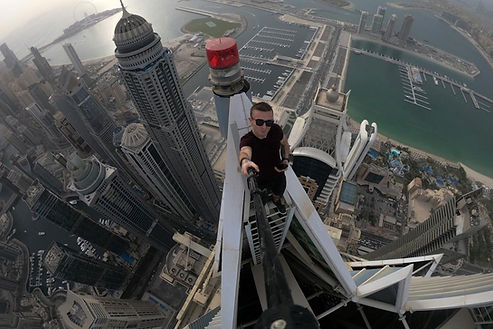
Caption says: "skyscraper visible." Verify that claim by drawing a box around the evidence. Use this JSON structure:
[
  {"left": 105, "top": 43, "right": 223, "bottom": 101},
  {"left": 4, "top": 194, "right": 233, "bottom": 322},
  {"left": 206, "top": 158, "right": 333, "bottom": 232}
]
[
  {"left": 24, "top": 183, "right": 130, "bottom": 255},
  {"left": 383, "top": 14, "right": 397, "bottom": 41},
  {"left": 113, "top": 5, "right": 220, "bottom": 225},
  {"left": 398, "top": 14, "right": 414, "bottom": 44},
  {"left": 12, "top": 154, "right": 65, "bottom": 196},
  {"left": 371, "top": 14, "right": 384, "bottom": 33},
  {"left": 30, "top": 47, "right": 55, "bottom": 83},
  {"left": 44, "top": 242, "right": 128, "bottom": 289},
  {"left": 28, "top": 82, "right": 56, "bottom": 114},
  {"left": 0, "top": 43, "right": 23, "bottom": 77},
  {"left": 58, "top": 290, "right": 166, "bottom": 329},
  {"left": 62, "top": 43, "right": 86, "bottom": 76},
  {"left": 57, "top": 69, "right": 116, "bottom": 156},
  {"left": 26, "top": 103, "right": 69, "bottom": 149},
  {"left": 120, "top": 123, "right": 196, "bottom": 223},
  {"left": 0, "top": 88, "right": 20, "bottom": 117},
  {"left": 55, "top": 69, "right": 143, "bottom": 187},
  {"left": 66, "top": 153, "right": 174, "bottom": 250},
  {"left": 343, "top": 120, "right": 377, "bottom": 180},
  {"left": 54, "top": 112, "right": 92, "bottom": 157},
  {"left": 357, "top": 11, "right": 369, "bottom": 33}
]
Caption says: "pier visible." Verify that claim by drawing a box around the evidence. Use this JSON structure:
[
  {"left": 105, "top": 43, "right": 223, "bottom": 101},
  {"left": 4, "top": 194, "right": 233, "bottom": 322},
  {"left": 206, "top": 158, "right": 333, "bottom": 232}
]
[
  {"left": 398, "top": 65, "right": 431, "bottom": 111},
  {"left": 469, "top": 90, "right": 480, "bottom": 110},
  {"left": 351, "top": 48, "right": 493, "bottom": 113},
  {"left": 460, "top": 88, "right": 468, "bottom": 103}
]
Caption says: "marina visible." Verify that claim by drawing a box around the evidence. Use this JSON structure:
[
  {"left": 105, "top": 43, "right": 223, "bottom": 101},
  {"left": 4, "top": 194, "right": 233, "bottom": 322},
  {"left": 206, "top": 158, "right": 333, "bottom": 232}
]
[
  {"left": 351, "top": 48, "right": 493, "bottom": 113},
  {"left": 238, "top": 24, "right": 317, "bottom": 100},
  {"left": 240, "top": 25, "right": 318, "bottom": 61},
  {"left": 398, "top": 65, "right": 431, "bottom": 111}
]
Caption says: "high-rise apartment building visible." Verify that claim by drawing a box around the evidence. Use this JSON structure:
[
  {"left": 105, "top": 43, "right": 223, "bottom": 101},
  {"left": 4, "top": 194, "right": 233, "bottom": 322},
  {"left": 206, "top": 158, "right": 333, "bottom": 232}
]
[
  {"left": 62, "top": 43, "right": 86, "bottom": 76},
  {"left": 28, "top": 82, "right": 56, "bottom": 114},
  {"left": 54, "top": 112, "right": 92, "bottom": 157},
  {"left": 44, "top": 243, "right": 128, "bottom": 289},
  {"left": 383, "top": 14, "right": 398, "bottom": 41},
  {"left": 113, "top": 6, "right": 220, "bottom": 226},
  {"left": 343, "top": 120, "right": 377, "bottom": 180},
  {"left": 399, "top": 15, "right": 414, "bottom": 44},
  {"left": 56, "top": 69, "right": 116, "bottom": 156},
  {"left": 357, "top": 11, "right": 369, "bottom": 33},
  {"left": 0, "top": 43, "right": 23, "bottom": 77},
  {"left": 58, "top": 290, "right": 166, "bottom": 329},
  {"left": 26, "top": 103, "right": 69, "bottom": 149},
  {"left": 371, "top": 14, "right": 384, "bottom": 33},
  {"left": 120, "top": 123, "right": 196, "bottom": 223},
  {"left": 24, "top": 183, "right": 129, "bottom": 255},
  {"left": 66, "top": 153, "right": 174, "bottom": 250},
  {"left": 55, "top": 69, "right": 143, "bottom": 187},
  {"left": 12, "top": 154, "right": 65, "bottom": 196},
  {"left": 0, "top": 88, "right": 20, "bottom": 117},
  {"left": 30, "top": 47, "right": 55, "bottom": 83}
]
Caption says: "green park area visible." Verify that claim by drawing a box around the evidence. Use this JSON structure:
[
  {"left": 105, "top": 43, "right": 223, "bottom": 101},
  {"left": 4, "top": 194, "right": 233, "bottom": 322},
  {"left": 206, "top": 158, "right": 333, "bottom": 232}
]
[{"left": 183, "top": 18, "right": 240, "bottom": 38}]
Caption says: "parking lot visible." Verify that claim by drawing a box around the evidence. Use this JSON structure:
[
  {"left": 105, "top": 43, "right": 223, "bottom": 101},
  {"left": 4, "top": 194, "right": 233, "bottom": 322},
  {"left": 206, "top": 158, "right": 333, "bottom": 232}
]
[{"left": 240, "top": 25, "right": 318, "bottom": 61}]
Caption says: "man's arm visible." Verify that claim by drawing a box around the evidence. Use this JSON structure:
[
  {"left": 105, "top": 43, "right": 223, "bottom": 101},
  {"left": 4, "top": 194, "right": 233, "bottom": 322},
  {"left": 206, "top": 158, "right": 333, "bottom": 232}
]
[
  {"left": 280, "top": 134, "right": 290, "bottom": 162},
  {"left": 274, "top": 134, "right": 290, "bottom": 173},
  {"left": 239, "top": 146, "right": 259, "bottom": 176}
]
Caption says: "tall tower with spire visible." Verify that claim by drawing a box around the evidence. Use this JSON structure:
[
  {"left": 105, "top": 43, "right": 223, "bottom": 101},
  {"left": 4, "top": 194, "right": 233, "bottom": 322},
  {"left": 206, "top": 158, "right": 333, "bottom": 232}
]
[{"left": 113, "top": 3, "right": 220, "bottom": 228}]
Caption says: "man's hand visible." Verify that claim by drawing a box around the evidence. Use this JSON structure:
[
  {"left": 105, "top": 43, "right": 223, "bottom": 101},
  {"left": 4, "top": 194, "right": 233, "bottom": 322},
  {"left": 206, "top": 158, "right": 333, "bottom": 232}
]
[
  {"left": 274, "top": 159, "right": 289, "bottom": 173},
  {"left": 241, "top": 159, "right": 259, "bottom": 176}
]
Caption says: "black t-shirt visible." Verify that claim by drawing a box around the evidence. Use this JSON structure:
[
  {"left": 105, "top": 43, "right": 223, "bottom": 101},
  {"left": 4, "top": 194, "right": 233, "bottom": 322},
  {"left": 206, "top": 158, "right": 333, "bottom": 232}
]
[{"left": 240, "top": 123, "right": 283, "bottom": 181}]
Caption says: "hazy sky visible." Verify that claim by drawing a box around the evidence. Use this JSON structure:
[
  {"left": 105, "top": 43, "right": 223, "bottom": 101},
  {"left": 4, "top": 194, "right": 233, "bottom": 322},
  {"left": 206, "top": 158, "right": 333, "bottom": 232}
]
[
  {"left": 0, "top": 0, "right": 66, "bottom": 40},
  {"left": 2, "top": 0, "right": 493, "bottom": 42},
  {"left": 0, "top": 0, "right": 115, "bottom": 41}
]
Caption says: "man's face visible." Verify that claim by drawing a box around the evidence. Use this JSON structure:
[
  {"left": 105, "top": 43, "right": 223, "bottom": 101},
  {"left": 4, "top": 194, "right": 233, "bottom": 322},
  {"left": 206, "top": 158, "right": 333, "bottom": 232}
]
[{"left": 249, "top": 109, "right": 273, "bottom": 139}]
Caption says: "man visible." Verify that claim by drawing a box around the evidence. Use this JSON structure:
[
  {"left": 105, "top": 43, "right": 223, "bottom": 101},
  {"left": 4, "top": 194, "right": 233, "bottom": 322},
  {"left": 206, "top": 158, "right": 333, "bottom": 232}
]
[{"left": 239, "top": 102, "right": 290, "bottom": 214}]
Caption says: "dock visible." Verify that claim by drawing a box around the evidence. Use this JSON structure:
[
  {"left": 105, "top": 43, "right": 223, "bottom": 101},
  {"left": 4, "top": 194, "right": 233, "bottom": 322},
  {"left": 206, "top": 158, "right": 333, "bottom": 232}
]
[
  {"left": 450, "top": 83, "right": 456, "bottom": 95},
  {"left": 460, "top": 88, "right": 468, "bottom": 103},
  {"left": 398, "top": 65, "right": 431, "bottom": 111}
]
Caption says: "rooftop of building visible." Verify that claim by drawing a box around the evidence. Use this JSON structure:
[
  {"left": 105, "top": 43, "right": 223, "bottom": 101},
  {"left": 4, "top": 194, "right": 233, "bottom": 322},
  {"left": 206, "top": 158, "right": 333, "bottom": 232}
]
[
  {"left": 121, "top": 123, "right": 149, "bottom": 150},
  {"left": 315, "top": 86, "right": 346, "bottom": 112},
  {"left": 339, "top": 181, "right": 358, "bottom": 205}
]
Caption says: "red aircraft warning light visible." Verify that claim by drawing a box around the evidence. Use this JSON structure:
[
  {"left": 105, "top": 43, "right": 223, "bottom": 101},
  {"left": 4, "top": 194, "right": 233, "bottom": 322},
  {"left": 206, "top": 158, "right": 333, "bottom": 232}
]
[{"left": 205, "top": 37, "right": 239, "bottom": 69}]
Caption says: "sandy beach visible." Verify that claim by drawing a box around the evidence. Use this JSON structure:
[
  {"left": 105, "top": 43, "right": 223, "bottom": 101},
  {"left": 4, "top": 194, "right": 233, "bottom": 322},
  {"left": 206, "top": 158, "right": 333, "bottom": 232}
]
[
  {"left": 348, "top": 117, "right": 493, "bottom": 188},
  {"left": 460, "top": 163, "right": 493, "bottom": 189}
]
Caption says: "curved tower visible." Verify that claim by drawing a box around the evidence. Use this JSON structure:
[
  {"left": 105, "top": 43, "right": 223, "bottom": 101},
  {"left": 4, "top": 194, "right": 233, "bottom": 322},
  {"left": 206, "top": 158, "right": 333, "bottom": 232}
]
[
  {"left": 113, "top": 4, "right": 220, "bottom": 229},
  {"left": 67, "top": 153, "right": 173, "bottom": 250}
]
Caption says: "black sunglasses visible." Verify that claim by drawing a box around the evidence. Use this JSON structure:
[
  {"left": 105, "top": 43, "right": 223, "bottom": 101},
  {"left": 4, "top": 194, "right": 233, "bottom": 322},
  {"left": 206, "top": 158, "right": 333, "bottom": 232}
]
[{"left": 252, "top": 118, "right": 274, "bottom": 127}]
